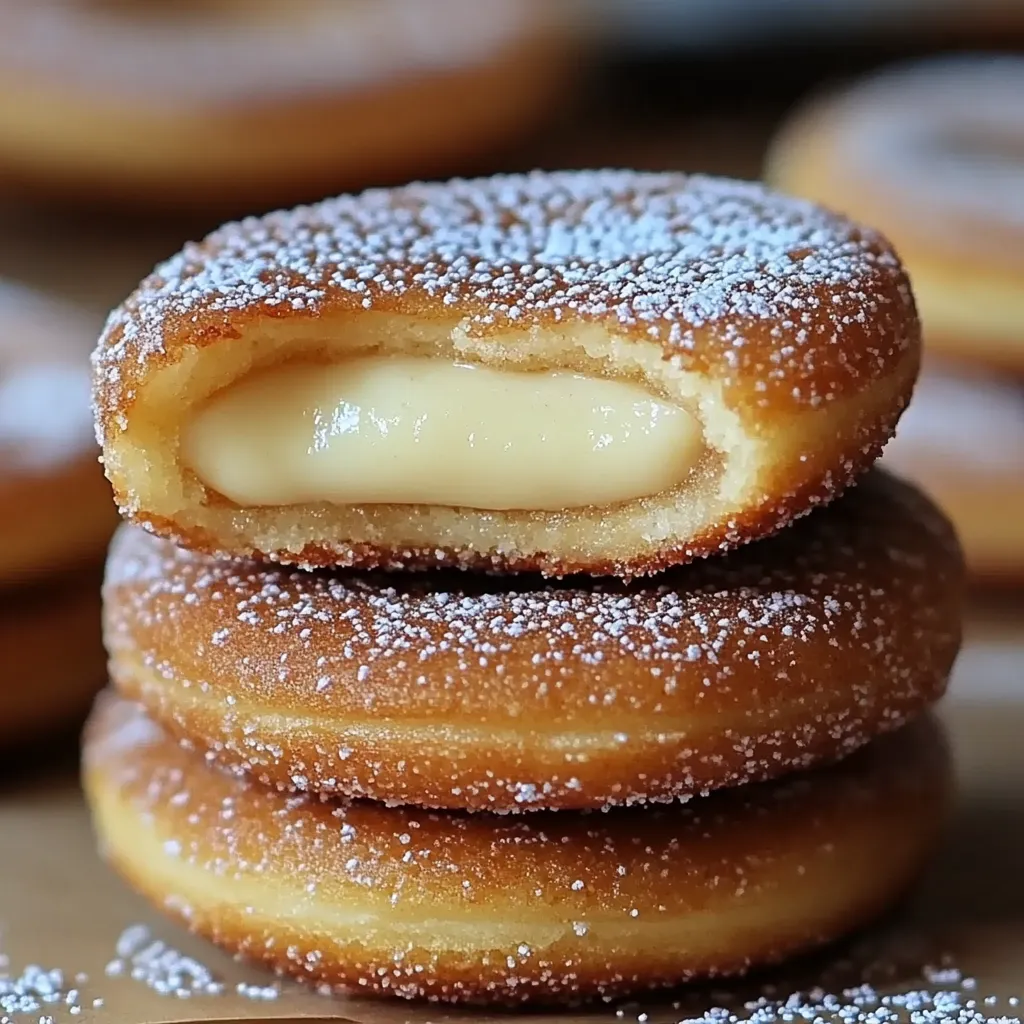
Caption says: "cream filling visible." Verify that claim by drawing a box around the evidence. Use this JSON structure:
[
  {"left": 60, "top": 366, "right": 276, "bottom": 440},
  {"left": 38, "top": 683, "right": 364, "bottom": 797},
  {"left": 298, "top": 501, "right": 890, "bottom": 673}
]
[{"left": 182, "top": 357, "right": 704, "bottom": 511}]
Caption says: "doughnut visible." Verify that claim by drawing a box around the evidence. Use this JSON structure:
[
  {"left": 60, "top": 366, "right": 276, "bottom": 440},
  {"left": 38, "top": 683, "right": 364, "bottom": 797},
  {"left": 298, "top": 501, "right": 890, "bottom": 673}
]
[
  {"left": 0, "top": 280, "right": 116, "bottom": 586},
  {"left": 103, "top": 471, "right": 962, "bottom": 813},
  {"left": 0, "top": 572, "right": 104, "bottom": 745},
  {"left": 84, "top": 694, "right": 951, "bottom": 1005},
  {"left": 0, "top": 0, "right": 569, "bottom": 210},
  {"left": 882, "top": 361, "right": 1024, "bottom": 581},
  {"left": 92, "top": 170, "right": 921, "bottom": 577},
  {"left": 765, "top": 55, "right": 1024, "bottom": 372}
]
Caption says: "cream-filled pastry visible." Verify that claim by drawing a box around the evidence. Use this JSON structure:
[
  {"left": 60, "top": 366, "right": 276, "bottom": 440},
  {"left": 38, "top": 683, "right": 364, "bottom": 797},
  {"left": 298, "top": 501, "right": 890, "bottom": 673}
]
[
  {"left": 92, "top": 170, "right": 920, "bottom": 576},
  {"left": 183, "top": 358, "right": 704, "bottom": 510}
]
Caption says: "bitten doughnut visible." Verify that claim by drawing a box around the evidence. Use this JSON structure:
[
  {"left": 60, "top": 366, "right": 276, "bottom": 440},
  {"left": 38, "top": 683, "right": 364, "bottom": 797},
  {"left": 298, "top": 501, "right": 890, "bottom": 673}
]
[
  {"left": 84, "top": 694, "right": 951, "bottom": 1005},
  {"left": 0, "top": 280, "right": 115, "bottom": 586},
  {"left": 882, "top": 361, "right": 1024, "bottom": 580},
  {"left": 766, "top": 55, "right": 1024, "bottom": 371},
  {"left": 92, "top": 171, "right": 920, "bottom": 577},
  {"left": 0, "top": 0, "right": 568, "bottom": 210},
  {"left": 103, "top": 471, "right": 962, "bottom": 813},
  {"left": 0, "top": 573, "right": 104, "bottom": 745}
]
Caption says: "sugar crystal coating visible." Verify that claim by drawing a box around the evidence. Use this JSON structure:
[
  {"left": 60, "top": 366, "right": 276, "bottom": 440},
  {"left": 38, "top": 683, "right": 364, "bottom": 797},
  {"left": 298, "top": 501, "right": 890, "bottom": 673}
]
[
  {"left": 84, "top": 696, "right": 951, "bottom": 1005},
  {"left": 102, "top": 473, "right": 962, "bottom": 811},
  {"left": 92, "top": 169, "right": 917, "bottom": 448},
  {"left": 105, "top": 924, "right": 224, "bottom": 999},
  {"left": 673, "top": 968, "right": 1020, "bottom": 1024}
]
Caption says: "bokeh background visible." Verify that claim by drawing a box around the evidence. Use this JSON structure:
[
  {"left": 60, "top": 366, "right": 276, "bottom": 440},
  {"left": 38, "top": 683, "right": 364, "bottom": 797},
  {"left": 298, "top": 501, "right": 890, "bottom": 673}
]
[{"left": 0, "top": 0, "right": 1021, "bottom": 750}]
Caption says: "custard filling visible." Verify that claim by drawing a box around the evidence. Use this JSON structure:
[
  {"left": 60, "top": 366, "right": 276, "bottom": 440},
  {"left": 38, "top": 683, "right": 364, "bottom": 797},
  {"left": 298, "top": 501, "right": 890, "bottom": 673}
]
[{"left": 182, "top": 358, "right": 703, "bottom": 511}]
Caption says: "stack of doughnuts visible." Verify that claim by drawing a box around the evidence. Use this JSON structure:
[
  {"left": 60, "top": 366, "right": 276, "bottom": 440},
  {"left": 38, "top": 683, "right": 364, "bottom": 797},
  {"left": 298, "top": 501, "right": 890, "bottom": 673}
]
[
  {"left": 0, "top": 281, "right": 115, "bottom": 746},
  {"left": 766, "top": 55, "right": 1024, "bottom": 581},
  {"left": 83, "top": 170, "right": 963, "bottom": 1005}
]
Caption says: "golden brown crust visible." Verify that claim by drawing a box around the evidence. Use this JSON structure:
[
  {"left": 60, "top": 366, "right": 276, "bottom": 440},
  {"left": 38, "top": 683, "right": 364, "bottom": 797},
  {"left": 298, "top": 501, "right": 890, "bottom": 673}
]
[
  {"left": 0, "top": 571, "right": 105, "bottom": 744},
  {"left": 0, "top": 280, "right": 116, "bottom": 585},
  {"left": 83, "top": 694, "right": 951, "bottom": 1005},
  {"left": 765, "top": 55, "right": 1024, "bottom": 368},
  {"left": 92, "top": 170, "right": 920, "bottom": 574},
  {"left": 118, "top": 353, "right": 915, "bottom": 578},
  {"left": 104, "top": 472, "right": 962, "bottom": 812},
  {"left": 0, "top": 1, "right": 569, "bottom": 211},
  {"left": 93, "top": 171, "right": 916, "bottom": 438},
  {"left": 112, "top": 361, "right": 915, "bottom": 578}
]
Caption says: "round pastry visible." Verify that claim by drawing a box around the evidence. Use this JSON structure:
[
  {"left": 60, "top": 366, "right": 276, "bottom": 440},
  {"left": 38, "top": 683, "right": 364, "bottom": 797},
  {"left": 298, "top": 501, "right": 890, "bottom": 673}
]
[
  {"left": 0, "top": 0, "right": 569, "bottom": 210},
  {"left": 882, "top": 361, "right": 1024, "bottom": 581},
  {"left": 84, "top": 694, "right": 951, "bottom": 1005},
  {"left": 765, "top": 55, "right": 1024, "bottom": 372},
  {"left": 92, "top": 170, "right": 920, "bottom": 577},
  {"left": 103, "top": 471, "right": 962, "bottom": 813},
  {"left": 0, "top": 573, "right": 104, "bottom": 745},
  {"left": 0, "top": 280, "right": 116, "bottom": 586}
]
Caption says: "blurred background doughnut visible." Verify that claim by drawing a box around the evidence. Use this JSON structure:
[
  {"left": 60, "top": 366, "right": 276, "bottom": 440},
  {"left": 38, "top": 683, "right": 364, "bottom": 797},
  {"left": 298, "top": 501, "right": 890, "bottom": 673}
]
[
  {"left": 765, "top": 53, "right": 1024, "bottom": 583},
  {"left": 0, "top": 576, "right": 104, "bottom": 748},
  {"left": 0, "top": 0, "right": 574, "bottom": 213},
  {"left": 765, "top": 55, "right": 1024, "bottom": 373},
  {"left": 0, "top": 279, "right": 114, "bottom": 587},
  {"left": 592, "top": 0, "right": 1024, "bottom": 51},
  {"left": 0, "top": 280, "right": 111, "bottom": 746},
  {"left": 882, "top": 362, "right": 1024, "bottom": 582}
]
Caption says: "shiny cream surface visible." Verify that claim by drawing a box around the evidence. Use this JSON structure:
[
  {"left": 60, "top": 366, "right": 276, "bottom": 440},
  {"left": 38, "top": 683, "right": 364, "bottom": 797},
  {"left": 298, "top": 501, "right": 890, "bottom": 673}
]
[{"left": 182, "top": 358, "right": 703, "bottom": 511}]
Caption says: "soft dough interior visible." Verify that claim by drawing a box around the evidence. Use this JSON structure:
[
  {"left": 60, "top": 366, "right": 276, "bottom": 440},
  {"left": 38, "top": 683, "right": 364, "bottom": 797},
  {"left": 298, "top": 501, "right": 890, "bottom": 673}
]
[{"left": 107, "top": 309, "right": 881, "bottom": 568}]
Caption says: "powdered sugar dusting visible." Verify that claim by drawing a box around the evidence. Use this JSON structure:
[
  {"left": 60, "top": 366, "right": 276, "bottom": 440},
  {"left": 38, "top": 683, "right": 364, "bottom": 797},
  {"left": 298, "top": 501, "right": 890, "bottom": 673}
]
[
  {"left": 0, "top": 960, "right": 98, "bottom": 1022},
  {"left": 93, "top": 170, "right": 915, "bottom": 448},
  {"left": 104, "top": 924, "right": 224, "bottom": 998},
  {"left": 0, "top": 923, "right": 283, "bottom": 1023},
  {"left": 102, "top": 473, "right": 961, "bottom": 811}
]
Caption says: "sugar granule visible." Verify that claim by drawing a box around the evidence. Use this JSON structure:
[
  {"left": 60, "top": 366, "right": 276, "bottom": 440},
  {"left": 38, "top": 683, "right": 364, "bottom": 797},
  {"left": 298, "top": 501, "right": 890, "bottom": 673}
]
[
  {"left": 0, "top": 962, "right": 91, "bottom": 1022},
  {"left": 663, "top": 965, "right": 1020, "bottom": 1024},
  {"left": 105, "top": 925, "right": 224, "bottom": 999}
]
